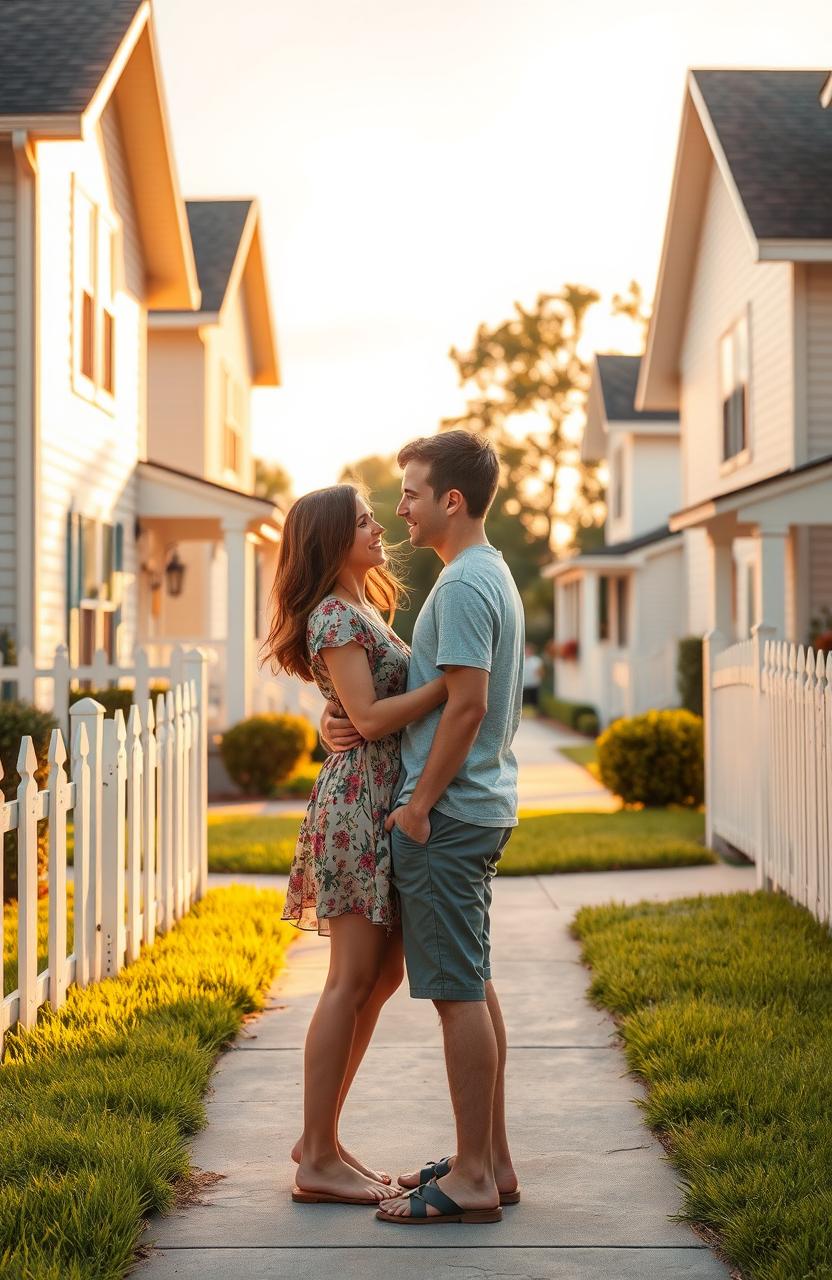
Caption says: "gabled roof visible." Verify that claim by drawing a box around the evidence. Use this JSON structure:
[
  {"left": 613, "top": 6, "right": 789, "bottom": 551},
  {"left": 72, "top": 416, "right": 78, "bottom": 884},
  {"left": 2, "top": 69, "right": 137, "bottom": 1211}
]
[
  {"left": 638, "top": 68, "right": 832, "bottom": 412},
  {"left": 0, "top": 0, "right": 143, "bottom": 116},
  {"left": 186, "top": 201, "right": 254, "bottom": 313},
  {"left": 596, "top": 355, "right": 679, "bottom": 423},
  {"left": 151, "top": 199, "right": 280, "bottom": 387},
  {"left": 0, "top": 0, "right": 198, "bottom": 310},
  {"left": 543, "top": 523, "right": 682, "bottom": 579}
]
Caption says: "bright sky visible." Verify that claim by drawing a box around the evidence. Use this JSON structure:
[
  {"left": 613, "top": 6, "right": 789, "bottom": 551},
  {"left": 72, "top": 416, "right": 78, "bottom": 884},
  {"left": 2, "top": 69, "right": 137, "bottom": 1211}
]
[{"left": 153, "top": 0, "right": 832, "bottom": 494}]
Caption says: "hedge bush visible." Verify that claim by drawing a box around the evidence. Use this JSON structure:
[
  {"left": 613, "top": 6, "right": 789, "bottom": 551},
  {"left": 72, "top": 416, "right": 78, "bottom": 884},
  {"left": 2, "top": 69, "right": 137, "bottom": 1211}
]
[
  {"left": 676, "top": 636, "right": 703, "bottom": 717},
  {"left": 597, "top": 708, "right": 704, "bottom": 807},
  {"left": 540, "top": 691, "right": 600, "bottom": 737},
  {"left": 221, "top": 713, "right": 317, "bottom": 795},
  {"left": 68, "top": 684, "right": 169, "bottom": 720},
  {"left": 0, "top": 700, "right": 57, "bottom": 900}
]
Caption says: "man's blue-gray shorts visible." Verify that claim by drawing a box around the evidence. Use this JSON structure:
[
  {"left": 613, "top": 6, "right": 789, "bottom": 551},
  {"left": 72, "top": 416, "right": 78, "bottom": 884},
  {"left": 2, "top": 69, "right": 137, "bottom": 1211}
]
[{"left": 390, "top": 809, "right": 513, "bottom": 1002}]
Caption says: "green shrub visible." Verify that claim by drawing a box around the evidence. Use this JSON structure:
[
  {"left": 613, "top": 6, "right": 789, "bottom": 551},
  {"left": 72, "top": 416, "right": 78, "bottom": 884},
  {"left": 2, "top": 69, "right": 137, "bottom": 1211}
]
[
  {"left": 68, "top": 684, "right": 168, "bottom": 720},
  {"left": 540, "top": 691, "right": 600, "bottom": 737},
  {"left": 0, "top": 700, "right": 57, "bottom": 900},
  {"left": 597, "top": 708, "right": 704, "bottom": 807},
  {"left": 677, "top": 636, "right": 703, "bottom": 716},
  {"left": 221, "top": 713, "right": 316, "bottom": 795}
]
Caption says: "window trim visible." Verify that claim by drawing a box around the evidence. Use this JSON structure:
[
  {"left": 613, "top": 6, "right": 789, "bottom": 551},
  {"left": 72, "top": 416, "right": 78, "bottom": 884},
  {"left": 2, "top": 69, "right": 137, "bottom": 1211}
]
[
  {"left": 718, "top": 308, "right": 752, "bottom": 473},
  {"left": 71, "top": 176, "right": 119, "bottom": 415}
]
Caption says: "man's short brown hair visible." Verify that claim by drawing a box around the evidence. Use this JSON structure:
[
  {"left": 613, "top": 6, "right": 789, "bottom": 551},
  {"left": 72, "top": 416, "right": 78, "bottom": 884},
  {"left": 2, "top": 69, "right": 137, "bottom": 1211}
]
[{"left": 397, "top": 429, "right": 500, "bottom": 518}]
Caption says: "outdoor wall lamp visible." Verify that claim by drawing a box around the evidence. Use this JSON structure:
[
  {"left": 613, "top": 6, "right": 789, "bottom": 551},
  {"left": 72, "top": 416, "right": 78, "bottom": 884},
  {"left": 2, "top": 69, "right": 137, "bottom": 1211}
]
[{"left": 164, "top": 548, "right": 186, "bottom": 598}]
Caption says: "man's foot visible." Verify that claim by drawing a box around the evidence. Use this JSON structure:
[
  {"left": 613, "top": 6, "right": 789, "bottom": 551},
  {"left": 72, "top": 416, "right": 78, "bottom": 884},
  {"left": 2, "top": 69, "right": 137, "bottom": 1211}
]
[
  {"left": 295, "top": 1156, "right": 392, "bottom": 1204},
  {"left": 380, "top": 1169, "right": 499, "bottom": 1219},
  {"left": 397, "top": 1153, "right": 519, "bottom": 1198},
  {"left": 291, "top": 1136, "right": 391, "bottom": 1184}
]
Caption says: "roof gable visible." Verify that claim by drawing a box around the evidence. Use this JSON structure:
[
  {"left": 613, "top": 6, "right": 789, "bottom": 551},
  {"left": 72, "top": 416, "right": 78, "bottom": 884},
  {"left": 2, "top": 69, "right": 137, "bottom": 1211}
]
[
  {"left": 186, "top": 200, "right": 253, "bottom": 313},
  {"left": 596, "top": 355, "right": 678, "bottom": 423}
]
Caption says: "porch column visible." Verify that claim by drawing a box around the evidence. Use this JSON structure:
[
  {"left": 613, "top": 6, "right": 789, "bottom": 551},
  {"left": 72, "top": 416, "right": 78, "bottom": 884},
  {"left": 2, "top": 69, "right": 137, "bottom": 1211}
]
[
  {"left": 222, "top": 516, "right": 253, "bottom": 726},
  {"left": 754, "top": 526, "right": 788, "bottom": 639},
  {"left": 705, "top": 530, "right": 734, "bottom": 636},
  {"left": 580, "top": 572, "right": 598, "bottom": 651}
]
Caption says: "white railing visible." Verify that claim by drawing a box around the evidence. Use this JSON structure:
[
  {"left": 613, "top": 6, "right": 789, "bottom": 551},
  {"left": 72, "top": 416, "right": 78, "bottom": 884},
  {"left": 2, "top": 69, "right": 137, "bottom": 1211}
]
[
  {"left": 705, "top": 626, "right": 832, "bottom": 922},
  {"left": 0, "top": 649, "right": 208, "bottom": 1057}
]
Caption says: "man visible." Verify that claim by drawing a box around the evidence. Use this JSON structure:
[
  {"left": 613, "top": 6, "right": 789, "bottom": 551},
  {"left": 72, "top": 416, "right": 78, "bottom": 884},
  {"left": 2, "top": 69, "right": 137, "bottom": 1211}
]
[{"left": 325, "top": 430, "right": 524, "bottom": 1225}]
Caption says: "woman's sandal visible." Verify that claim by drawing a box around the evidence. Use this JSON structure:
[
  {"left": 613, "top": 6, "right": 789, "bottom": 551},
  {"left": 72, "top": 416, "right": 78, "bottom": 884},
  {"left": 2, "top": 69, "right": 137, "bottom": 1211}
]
[
  {"left": 376, "top": 1177, "right": 502, "bottom": 1225},
  {"left": 401, "top": 1156, "right": 521, "bottom": 1206}
]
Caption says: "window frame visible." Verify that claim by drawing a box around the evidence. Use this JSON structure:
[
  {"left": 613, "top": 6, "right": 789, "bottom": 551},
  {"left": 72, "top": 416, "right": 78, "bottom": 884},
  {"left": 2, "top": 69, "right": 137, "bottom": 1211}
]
[
  {"left": 719, "top": 309, "right": 751, "bottom": 473},
  {"left": 71, "top": 176, "right": 119, "bottom": 414}
]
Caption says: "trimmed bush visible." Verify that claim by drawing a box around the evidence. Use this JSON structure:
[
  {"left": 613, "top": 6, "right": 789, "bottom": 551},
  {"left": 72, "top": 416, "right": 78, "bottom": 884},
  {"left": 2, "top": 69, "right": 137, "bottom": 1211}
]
[
  {"left": 540, "top": 691, "right": 600, "bottom": 737},
  {"left": 68, "top": 684, "right": 169, "bottom": 720},
  {"left": 677, "top": 635, "right": 703, "bottom": 716},
  {"left": 220, "top": 713, "right": 316, "bottom": 795},
  {"left": 597, "top": 708, "right": 704, "bottom": 807},
  {"left": 0, "top": 700, "right": 57, "bottom": 900}
]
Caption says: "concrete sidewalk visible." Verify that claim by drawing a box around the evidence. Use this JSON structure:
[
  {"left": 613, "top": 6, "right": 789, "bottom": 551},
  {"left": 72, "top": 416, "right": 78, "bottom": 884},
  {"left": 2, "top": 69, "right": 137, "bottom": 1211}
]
[{"left": 137, "top": 861, "right": 754, "bottom": 1279}]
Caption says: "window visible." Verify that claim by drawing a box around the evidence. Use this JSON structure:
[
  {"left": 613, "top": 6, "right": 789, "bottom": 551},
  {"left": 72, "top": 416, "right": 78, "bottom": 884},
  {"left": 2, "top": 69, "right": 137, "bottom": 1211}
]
[
  {"left": 615, "top": 577, "right": 629, "bottom": 646},
  {"left": 598, "top": 576, "right": 610, "bottom": 641},
  {"left": 720, "top": 315, "right": 749, "bottom": 462},
  {"left": 72, "top": 179, "right": 117, "bottom": 406},
  {"left": 67, "top": 515, "right": 124, "bottom": 666},
  {"left": 611, "top": 445, "right": 624, "bottom": 521},
  {"left": 222, "top": 367, "right": 243, "bottom": 475}
]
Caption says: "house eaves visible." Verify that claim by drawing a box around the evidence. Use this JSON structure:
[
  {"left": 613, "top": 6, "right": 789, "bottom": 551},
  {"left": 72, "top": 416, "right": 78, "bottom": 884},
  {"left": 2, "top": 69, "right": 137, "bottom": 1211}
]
[{"left": 669, "top": 453, "right": 832, "bottom": 531}]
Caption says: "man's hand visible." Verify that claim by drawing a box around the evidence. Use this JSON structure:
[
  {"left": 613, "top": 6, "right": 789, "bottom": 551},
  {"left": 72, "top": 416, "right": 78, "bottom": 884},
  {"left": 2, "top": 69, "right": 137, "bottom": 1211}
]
[
  {"left": 384, "top": 803, "right": 431, "bottom": 845},
  {"left": 319, "top": 699, "right": 364, "bottom": 753}
]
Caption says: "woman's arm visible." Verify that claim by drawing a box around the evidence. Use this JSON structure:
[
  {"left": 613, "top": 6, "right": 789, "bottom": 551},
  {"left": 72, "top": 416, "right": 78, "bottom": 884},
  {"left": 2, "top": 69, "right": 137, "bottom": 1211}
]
[{"left": 320, "top": 641, "right": 445, "bottom": 742}]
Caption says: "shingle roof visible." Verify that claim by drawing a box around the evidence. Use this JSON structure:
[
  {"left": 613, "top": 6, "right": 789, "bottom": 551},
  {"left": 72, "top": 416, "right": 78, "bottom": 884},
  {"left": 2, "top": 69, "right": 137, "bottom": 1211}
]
[
  {"left": 183, "top": 200, "right": 253, "bottom": 313},
  {"left": 595, "top": 355, "right": 678, "bottom": 423},
  {"left": 0, "top": 0, "right": 143, "bottom": 116},
  {"left": 580, "top": 524, "right": 681, "bottom": 557},
  {"left": 693, "top": 69, "right": 832, "bottom": 241}
]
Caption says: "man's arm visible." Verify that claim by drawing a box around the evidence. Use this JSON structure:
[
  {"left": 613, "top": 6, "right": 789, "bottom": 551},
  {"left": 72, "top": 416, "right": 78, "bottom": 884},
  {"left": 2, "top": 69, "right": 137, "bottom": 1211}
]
[
  {"left": 319, "top": 700, "right": 363, "bottom": 753},
  {"left": 385, "top": 665, "right": 487, "bottom": 843}
]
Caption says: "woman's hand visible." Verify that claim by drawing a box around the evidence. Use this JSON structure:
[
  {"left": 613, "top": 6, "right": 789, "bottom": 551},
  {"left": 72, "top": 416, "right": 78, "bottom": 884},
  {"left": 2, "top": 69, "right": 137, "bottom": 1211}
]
[{"left": 320, "top": 699, "right": 364, "bottom": 753}]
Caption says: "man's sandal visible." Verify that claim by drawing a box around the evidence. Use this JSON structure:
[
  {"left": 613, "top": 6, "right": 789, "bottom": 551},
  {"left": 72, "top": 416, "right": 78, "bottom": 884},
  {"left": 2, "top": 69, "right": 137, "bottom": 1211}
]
[
  {"left": 400, "top": 1157, "right": 521, "bottom": 1206},
  {"left": 376, "top": 1177, "right": 502, "bottom": 1225}
]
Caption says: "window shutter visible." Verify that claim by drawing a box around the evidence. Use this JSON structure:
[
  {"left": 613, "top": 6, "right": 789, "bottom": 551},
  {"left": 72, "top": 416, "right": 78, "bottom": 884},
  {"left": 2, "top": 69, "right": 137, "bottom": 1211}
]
[
  {"left": 66, "top": 512, "right": 81, "bottom": 665},
  {"left": 112, "top": 522, "right": 124, "bottom": 659}
]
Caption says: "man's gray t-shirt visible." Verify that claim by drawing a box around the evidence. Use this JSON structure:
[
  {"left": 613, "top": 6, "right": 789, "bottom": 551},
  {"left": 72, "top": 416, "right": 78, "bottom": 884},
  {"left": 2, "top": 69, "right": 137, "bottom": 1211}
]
[{"left": 396, "top": 544, "right": 525, "bottom": 828}]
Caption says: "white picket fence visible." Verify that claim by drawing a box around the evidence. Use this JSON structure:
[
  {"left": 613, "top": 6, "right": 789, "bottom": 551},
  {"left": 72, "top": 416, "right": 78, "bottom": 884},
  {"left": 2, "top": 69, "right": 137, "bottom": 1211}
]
[
  {"left": 705, "top": 626, "right": 832, "bottom": 922},
  {"left": 0, "top": 649, "right": 208, "bottom": 1057}
]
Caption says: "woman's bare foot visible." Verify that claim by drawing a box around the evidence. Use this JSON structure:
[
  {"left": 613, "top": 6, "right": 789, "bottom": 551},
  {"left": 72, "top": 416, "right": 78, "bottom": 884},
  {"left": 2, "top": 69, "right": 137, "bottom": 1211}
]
[
  {"left": 295, "top": 1155, "right": 392, "bottom": 1202},
  {"left": 397, "top": 1154, "right": 519, "bottom": 1196},
  {"left": 291, "top": 1137, "right": 391, "bottom": 1185}
]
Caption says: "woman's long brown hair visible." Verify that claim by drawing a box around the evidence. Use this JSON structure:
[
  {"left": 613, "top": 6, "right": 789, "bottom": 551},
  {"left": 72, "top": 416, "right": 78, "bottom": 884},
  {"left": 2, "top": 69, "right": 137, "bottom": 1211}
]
[{"left": 260, "top": 483, "right": 405, "bottom": 682}]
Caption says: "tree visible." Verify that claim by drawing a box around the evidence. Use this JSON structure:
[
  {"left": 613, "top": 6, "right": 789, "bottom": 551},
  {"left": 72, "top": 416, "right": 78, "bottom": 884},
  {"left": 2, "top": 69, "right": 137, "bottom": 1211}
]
[
  {"left": 611, "top": 279, "right": 651, "bottom": 348},
  {"left": 254, "top": 457, "right": 293, "bottom": 505},
  {"left": 443, "top": 285, "right": 601, "bottom": 550}
]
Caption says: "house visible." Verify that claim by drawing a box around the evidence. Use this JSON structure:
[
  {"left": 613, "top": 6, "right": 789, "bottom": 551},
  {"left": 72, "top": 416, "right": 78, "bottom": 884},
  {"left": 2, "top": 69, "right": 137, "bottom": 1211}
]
[
  {"left": 0, "top": 0, "right": 284, "bottom": 728},
  {"left": 637, "top": 69, "right": 832, "bottom": 649},
  {"left": 144, "top": 197, "right": 282, "bottom": 726},
  {"left": 545, "top": 355, "right": 688, "bottom": 724}
]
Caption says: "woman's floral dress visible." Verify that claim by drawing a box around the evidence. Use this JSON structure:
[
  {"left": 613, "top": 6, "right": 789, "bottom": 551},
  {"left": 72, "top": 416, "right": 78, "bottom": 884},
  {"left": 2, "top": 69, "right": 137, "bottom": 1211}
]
[{"left": 282, "top": 596, "right": 411, "bottom": 935}]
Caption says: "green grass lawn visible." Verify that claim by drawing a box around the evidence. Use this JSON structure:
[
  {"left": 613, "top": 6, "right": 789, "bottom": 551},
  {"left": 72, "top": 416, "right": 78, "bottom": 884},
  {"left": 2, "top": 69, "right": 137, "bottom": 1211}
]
[
  {"left": 0, "top": 886, "right": 294, "bottom": 1280},
  {"left": 3, "top": 889, "right": 73, "bottom": 997},
  {"left": 573, "top": 892, "right": 832, "bottom": 1280},
  {"left": 208, "top": 807, "right": 715, "bottom": 875},
  {"left": 558, "top": 742, "right": 600, "bottom": 779}
]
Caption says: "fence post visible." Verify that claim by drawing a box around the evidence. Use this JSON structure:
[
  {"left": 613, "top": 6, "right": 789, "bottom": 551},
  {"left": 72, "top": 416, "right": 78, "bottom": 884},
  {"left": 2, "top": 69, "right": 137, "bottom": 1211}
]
[
  {"left": 91, "top": 647, "right": 110, "bottom": 691},
  {"left": 156, "top": 692, "right": 173, "bottom": 933},
  {"left": 17, "top": 646, "right": 35, "bottom": 703},
  {"left": 70, "top": 698, "right": 105, "bottom": 981},
  {"left": 126, "top": 704, "right": 143, "bottom": 964},
  {"left": 181, "top": 681, "right": 193, "bottom": 906},
  {"left": 172, "top": 686, "right": 184, "bottom": 920},
  {"left": 101, "top": 710, "right": 127, "bottom": 977},
  {"left": 70, "top": 721, "right": 91, "bottom": 985},
  {"left": 47, "top": 728, "right": 70, "bottom": 1009},
  {"left": 135, "top": 646, "right": 150, "bottom": 712},
  {"left": 702, "top": 630, "right": 724, "bottom": 851},
  {"left": 141, "top": 698, "right": 157, "bottom": 945},
  {"left": 184, "top": 649, "right": 209, "bottom": 900},
  {"left": 751, "top": 623, "right": 775, "bottom": 889},
  {"left": 16, "top": 737, "right": 39, "bottom": 1030},
  {"left": 52, "top": 644, "right": 70, "bottom": 738}
]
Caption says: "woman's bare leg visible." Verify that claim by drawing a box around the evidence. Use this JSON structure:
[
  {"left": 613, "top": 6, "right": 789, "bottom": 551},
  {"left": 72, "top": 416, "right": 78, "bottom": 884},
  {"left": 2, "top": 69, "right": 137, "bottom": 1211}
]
[
  {"left": 292, "top": 929, "right": 404, "bottom": 1180},
  {"left": 294, "top": 914, "right": 392, "bottom": 1199}
]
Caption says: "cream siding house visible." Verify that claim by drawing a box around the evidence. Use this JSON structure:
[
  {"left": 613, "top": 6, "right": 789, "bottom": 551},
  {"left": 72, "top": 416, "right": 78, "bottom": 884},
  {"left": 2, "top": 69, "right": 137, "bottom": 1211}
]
[
  {"left": 545, "top": 355, "right": 686, "bottom": 724},
  {"left": 639, "top": 69, "right": 832, "bottom": 649},
  {"left": 146, "top": 198, "right": 284, "bottom": 727},
  {"left": 0, "top": 0, "right": 284, "bottom": 729}
]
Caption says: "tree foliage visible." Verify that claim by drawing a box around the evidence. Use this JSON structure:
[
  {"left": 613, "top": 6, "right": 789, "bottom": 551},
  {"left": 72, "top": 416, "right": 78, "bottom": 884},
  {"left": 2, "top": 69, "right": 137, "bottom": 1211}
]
[{"left": 254, "top": 458, "right": 293, "bottom": 505}]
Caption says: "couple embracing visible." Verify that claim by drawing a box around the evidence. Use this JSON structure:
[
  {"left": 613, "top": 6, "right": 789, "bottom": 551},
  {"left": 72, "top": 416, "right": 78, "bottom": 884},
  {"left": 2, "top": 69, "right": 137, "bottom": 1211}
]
[{"left": 263, "top": 430, "right": 524, "bottom": 1225}]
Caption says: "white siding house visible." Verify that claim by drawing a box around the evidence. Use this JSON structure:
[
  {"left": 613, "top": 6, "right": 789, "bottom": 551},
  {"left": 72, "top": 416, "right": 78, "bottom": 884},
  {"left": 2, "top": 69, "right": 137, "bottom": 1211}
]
[
  {"left": 638, "top": 69, "right": 832, "bottom": 651},
  {"left": 0, "top": 0, "right": 284, "bottom": 729},
  {"left": 545, "top": 355, "right": 687, "bottom": 725}
]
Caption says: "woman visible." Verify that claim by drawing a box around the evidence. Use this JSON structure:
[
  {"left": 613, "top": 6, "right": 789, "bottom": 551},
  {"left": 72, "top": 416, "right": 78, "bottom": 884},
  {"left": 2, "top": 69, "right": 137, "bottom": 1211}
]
[{"left": 262, "top": 484, "right": 445, "bottom": 1206}]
